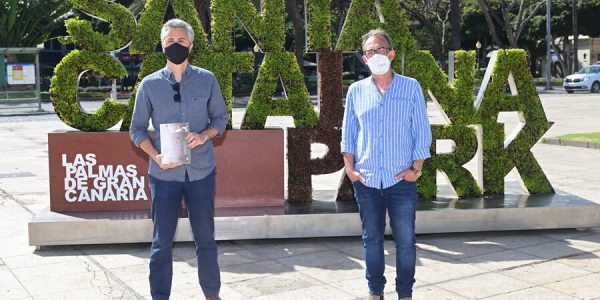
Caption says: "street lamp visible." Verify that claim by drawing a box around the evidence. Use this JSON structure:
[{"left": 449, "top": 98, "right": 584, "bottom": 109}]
[
  {"left": 475, "top": 40, "right": 482, "bottom": 69},
  {"left": 545, "top": 0, "right": 553, "bottom": 90}
]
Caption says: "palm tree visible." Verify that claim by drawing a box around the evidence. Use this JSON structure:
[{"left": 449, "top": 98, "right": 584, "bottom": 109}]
[{"left": 0, "top": 0, "right": 71, "bottom": 47}]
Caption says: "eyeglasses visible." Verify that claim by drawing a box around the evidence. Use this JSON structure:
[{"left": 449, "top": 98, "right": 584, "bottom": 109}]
[
  {"left": 172, "top": 83, "right": 181, "bottom": 102},
  {"left": 363, "top": 47, "right": 390, "bottom": 58}
]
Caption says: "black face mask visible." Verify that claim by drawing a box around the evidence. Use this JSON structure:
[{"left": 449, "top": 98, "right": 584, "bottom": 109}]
[{"left": 164, "top": 42, "right": 190, "bottom": 65}]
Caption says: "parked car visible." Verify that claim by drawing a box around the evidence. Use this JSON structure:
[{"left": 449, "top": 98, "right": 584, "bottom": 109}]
[{"left": 563, "top": 64, "right": 600, "bottom": 93}]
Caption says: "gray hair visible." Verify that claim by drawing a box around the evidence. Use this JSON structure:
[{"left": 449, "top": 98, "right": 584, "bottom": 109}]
[
  {"left": 361, "top": 29, "right": 393, "bottom": 50},
  {"left": 160, "top": 19, "right": 195, "bottom": 42}
]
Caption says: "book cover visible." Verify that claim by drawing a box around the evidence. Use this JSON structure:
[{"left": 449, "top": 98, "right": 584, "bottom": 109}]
[{"left": 160, "top": 122, "right": 191, "bottom": 165}]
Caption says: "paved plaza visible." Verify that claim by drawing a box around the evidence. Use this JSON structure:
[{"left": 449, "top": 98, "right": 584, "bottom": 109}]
[{"left": 1, "top": 91, "right": 600, "bottom": 299}]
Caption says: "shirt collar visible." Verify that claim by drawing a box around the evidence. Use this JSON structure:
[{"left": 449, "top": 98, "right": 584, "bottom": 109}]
[
  {"left": 162, "top": 63, "right": 192, "bottom": 82},
  {"left": 369, "top": 72, "right": 398, "bottom": 93}
]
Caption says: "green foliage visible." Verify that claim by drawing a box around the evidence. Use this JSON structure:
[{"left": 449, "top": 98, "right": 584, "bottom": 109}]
[
  {"left": 194, "top": 52, "right": 255, "bottom": 129},
  {"left": 242, "top": 52, "right": 318, "bottom": 129},
  {"left": 121, "top": 53, "right": 166, "bottom": 131},
  {"left": 49, "top": 0, "right": 556, "bottom": 200},
  {"left": 306, "top": 0, "right": 332, "bottom": 51},
  {"left": 130, "top": 0, "right": 166, "bottom": 54},
  {"left": 0, "top": 0, "right": 71, "bottom": 47},
  {"left": 66, "top": 0, "right": 135, "bottom": 52},
  {"left": 211, "top": 0, "right": 285, "bottom": 52},
  {"left": 478, "top": 49, "right": 553, "bottom": 195},
  {"left": 336, "top": 0, "right": 415, "bottom": 53},
  {"left": 126, "top": 0, "right": 254, "bottom": 129},
  {"left": 557, "top": 132, "right": 600, "bottom": 143},
  {"left": 50, "top": 50, "right": 127, "bottom": 131},
  {"left": 420, "top": 125, "right": 482, "bottom": 198},
  {"left": 407, "top": 50, "right": 478, "bottom": 124},
  {"left": 405, "top": 50, "right": 481, "bottom": 198},
  {"left": 130, "top": 0, "right": 210, "bottom": 55}
]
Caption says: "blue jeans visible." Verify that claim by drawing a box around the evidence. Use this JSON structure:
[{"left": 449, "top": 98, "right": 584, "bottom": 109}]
[
  {"left": 353, "top": 180, "right": 417, "bottom": 298},
  {"left": 149, "top": 171, "right": 220, "bottom": 299}
]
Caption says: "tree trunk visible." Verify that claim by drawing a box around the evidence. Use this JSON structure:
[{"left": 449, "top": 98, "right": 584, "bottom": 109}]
[
  {"left": 478, "top": 0, "right": 505, "bottom": 48},
  {"left": 572, "top": 0, "right": 579, "bottom": 73},
  {"left": 285, "top": 0, "right": 305, "bottom": 72},
  {"left": 450, "top": 0, "right": 461, "bottom": 50},
  {"left": 194, "top": 0, "right": 211, "bottom": 36}
]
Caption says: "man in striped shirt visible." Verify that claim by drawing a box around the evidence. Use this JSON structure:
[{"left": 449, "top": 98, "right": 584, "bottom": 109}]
[{"left": 341, "top": 29, "right": 432, "bottom": 300}]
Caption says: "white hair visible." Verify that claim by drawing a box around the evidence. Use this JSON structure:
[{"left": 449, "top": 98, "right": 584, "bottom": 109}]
[{"left": 160, "top": 19, "right": 195, "bottom": 42}]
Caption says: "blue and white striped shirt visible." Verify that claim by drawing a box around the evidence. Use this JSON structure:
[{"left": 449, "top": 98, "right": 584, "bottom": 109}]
[{"left": 341, "top": 73, "right": 432, "bottom": 189}]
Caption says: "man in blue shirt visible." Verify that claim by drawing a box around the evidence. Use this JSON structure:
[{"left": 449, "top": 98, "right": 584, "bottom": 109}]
[
  {"left": 130, "top": 19, "right": 227, "bottom": 300},
  {"left": 341, "top": 29, "right": 432, "bottom": 300}
]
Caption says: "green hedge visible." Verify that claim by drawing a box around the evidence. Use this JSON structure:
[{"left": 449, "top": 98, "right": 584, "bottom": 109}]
[
  {"left": 406, "top": 50, "right": 482, "bottom": 198},
  {"left": 288, "top": 51, "right": 344, "bottom": 203},
  {"left": 212, "top": 0, "right": 285, "bottom": 53},
  {"left": 478, "top": 49, "right": 553, "bottom": 195},
  {"left": 66, "top": 0, "right": 135, "bottom": 52},
  {"left": 242, "top": 52, "right": 318, "bottom": 129},
  {"left": 194, "top": 52, "right": 254, "bottom": 129},
  {"left": 120, "top": 53, "right": 166, "bottom": 131},
  {"left": 336, "top": 0, "right": 415, "bottom": 54},
  {"left": 51, "top": 0, "right": 555, "bottom": 201},
  {"left": 50, "top": 50, "right": 127, "bottom": 131},
  {"left": 126, "top": 0, "right": 254, "bottom": 129},
  {"left": 306, "top": 0, "right": 332, "bottom": 51},
  {"left": 420, "top": 125, "right": 482, "bottom": 198},
  {"left": 130, "top": 0, "right": 166, "bottom": 54}
]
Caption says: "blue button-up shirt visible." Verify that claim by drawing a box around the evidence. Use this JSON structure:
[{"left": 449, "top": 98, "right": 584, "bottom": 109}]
[
  {"left": 130, "top": 64, "right": 228, "bottom": 182},
  {"left": 341, "top": 73, "right": 432, "bottom": 189}
]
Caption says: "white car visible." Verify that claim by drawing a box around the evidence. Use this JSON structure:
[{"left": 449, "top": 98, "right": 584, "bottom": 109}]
[{"left": 563, "top": 64, "right": 600, "bottom": 93}]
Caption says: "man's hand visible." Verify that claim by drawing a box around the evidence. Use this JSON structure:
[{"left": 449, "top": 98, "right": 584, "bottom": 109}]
[
  {"left": 395, "top": 168, "right": 418, "bottom": 182},
  {"left": 346, "top": 168, "right": 365, "bottom": 183},
  {"left": 154, "top": 154, "right": 181, "bottom": 169},
  {"left": 186, "top": 132, "right": 209, "bottom": 149}
]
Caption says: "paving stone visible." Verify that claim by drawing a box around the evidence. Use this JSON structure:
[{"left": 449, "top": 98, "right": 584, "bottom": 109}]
[
  {"left": 220, "top": 260, "right": 290, "bottom": 284},
  {"left": 275, "top": 249, "right": 354, "bottom": 270},
  {"left": 251, "top": 284, "right": 355, "bottom": 300},
  {"left": 437, "top": 273, "right": 533, "bottom": 299},
  {"left": 485, "top": 286, "right": 579, "bottom": 300},
  {"left": 415, "top": 260, "right": 487, "bottom": 284},
  {"left": 515, "top": 240, "right": 595, "bottom": 260},
  {"left": 502, "top": 260, "right": 591, "bottom": 285},
  {"left": 298, "top": 260, "right": 364, "bottom": 284},
  {"left": 554, "top": 251, "right": 600, "bottom": 273},
  {"left": 413, "top": 285, "right": 470, "bottom": 299},
  {"left": 228, "top": 272, "right": 321, "bottom": 297},
  {"left": 418, "top": 240, "right": 508, "bottom": 260},
  {"left": 0, "top": 269, "right": 30, "bottom": 299},
  {"left": 458, "top": 249, "right": 542, "bottom": 271},
  {"left": 544, "top": 273, "right": 600, "bottom": 299}
]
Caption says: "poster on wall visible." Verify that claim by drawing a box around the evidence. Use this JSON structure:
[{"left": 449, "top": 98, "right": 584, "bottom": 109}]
[{"left": 7, "top": 63, "right": 35, "bottom": 85}]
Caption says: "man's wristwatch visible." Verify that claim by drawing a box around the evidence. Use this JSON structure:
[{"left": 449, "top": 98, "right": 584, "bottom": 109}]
[{"left": 410, "top": 166, "right": 422, "bottom": 178}]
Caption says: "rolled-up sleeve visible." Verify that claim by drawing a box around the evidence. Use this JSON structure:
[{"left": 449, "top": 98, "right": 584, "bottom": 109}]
[
  {"left": 341, "top": 85, "right": 358, "bottom": 155},
  {"left": 129, "top": 80, "right": 151, "bottom": 147},
  {"left": 207, "top": 75, "right": 228, "bottom": 135},
  {"left": 411, "top": 80, "right": 432, "bottom": 161}
]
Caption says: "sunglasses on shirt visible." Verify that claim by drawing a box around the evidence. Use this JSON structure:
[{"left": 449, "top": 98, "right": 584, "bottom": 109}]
[{"left": 172, "top": 83, "right": 181, "bottom": 102}]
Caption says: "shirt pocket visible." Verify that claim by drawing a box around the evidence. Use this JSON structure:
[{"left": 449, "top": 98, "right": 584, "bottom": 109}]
[
  {"left": 389, "top": 97, "right": 413, "bottom": 127},
  {"left": 190, "top": 94, "right": 210, "bottom": 117}
]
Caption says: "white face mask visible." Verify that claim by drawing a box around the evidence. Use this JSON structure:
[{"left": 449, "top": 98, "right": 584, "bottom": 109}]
[{"left": 366, "top": 53, "right": 391, "bottom": 76}]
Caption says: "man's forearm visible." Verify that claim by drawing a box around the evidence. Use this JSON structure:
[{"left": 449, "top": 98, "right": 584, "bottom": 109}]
[
  {"left": 343, "top": 152, "right": 356, "bottom": 171},
  {"left": 412, "top": 159, "right": 424, "bottom": 171},
  {"left": 139, "top": 139, "right": 159, "bottom": 162},
  {"left": 201, "top": 128, "right": 219, "bottom": 140}
]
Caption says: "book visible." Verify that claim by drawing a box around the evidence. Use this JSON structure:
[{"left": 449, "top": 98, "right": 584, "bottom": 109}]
[{"left": 160, "top": 122, "right": 191, "bottom": 165}]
